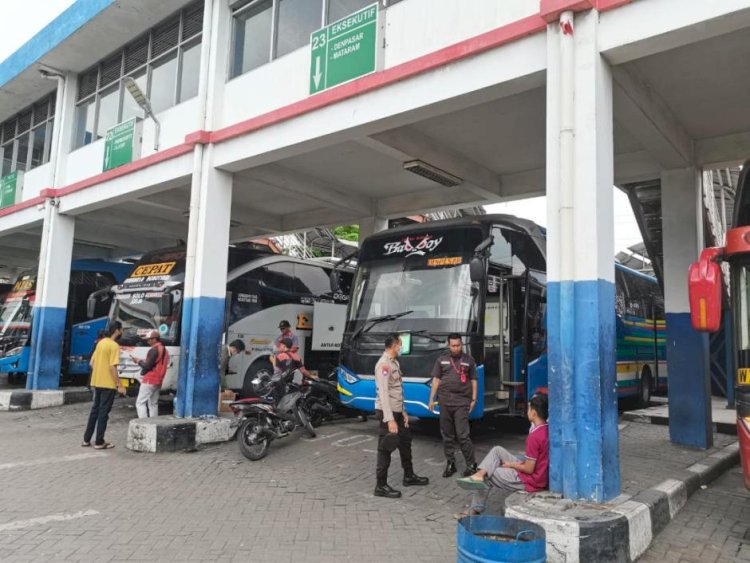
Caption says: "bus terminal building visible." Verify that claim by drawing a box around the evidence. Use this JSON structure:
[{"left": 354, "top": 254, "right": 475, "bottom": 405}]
[{"left": 1, "top": 0, "right": 750, "bottom": 510}]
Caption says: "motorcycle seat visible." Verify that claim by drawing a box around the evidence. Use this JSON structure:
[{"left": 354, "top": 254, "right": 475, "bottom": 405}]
[{"left": 232, "top": 397, "right": 274, "bottom": 404}]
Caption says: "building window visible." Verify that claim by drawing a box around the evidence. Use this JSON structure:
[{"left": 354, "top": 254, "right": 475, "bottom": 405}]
[
  {"left": 74, "top": 1, "right": 204, "bottom": 149},
  {"left": 0, "top": 95, "right": 55, "bottom": 176},
  {"left": 231, "top": 0, "right": 392, "bottom": 79}
]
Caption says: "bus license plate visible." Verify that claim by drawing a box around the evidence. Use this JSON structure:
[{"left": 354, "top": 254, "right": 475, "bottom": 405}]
[{"left": 739, "top": 368, "right": 750, "bottom": 385}]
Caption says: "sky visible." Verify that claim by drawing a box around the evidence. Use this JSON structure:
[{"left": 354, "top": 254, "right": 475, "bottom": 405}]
[
  {"left": 0, "top": 1, "right": 75, "bottom": 62},
  {"left": 485, "top": 188, "right": 643, "bottom": 254},
  {"left": 0, "top": 3, "right": 644, "bottom": 253}
]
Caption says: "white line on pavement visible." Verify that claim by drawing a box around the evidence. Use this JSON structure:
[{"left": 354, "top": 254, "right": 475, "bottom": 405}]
[
  {"left": 0, "top": 510, "right": 99, "bottom": 532},
  {"left": 0, "top": 453, "right": 108, "bottom": 470},
  {"left": 301, "top": 431, "right": 347, "bottom": 442},
  {"left": 332, "top": 435, "right": 373, "bottom": 447}
]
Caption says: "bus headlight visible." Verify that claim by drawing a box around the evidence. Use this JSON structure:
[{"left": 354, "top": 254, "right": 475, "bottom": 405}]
[
  {"left": 5, "top": 347, "right": 23, "bottom": 358},
  {"left": 341, "top": 370, "right": 359, "bottom": 384}
]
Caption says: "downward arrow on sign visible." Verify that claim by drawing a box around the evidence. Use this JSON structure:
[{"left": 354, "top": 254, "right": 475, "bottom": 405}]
[{"left": 313, "top": 56, "right": 322, "bottom": 89}]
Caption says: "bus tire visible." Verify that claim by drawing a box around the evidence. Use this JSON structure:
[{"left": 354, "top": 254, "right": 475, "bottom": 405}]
[
  {"left": 638, "top": 367, "right": 652, "bottom": 408},
  {"left": 241, "top": 360, "right": 273, "bottom": 398}
]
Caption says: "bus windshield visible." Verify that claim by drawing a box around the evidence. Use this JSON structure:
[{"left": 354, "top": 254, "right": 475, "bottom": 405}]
[
  {"left": 349, "top": 259, "right": 475, "bottom": 334},
  {"left": 0, "top": 294, "right": 33, "bottom": 351},
  {"left": 113, "top": 290, "right": 181, "bottom": 346}
]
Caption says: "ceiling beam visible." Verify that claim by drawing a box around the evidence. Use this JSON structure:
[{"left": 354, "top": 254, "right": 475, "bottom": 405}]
[
  {"left": 612, "top": 65, "right": 693, "bottom": 169},
  {"left": 695, "top": 130, "right": 750, "bottom": 168},
  {"left": 281, "top": 208, "right": 361, "bottom": 233},
  {"left": 238, "top": 164, "right": 373, "bottom": 216},
  {"left": 362, "top": 128, "right": 503, "bottom": 200},
  {"left": 376, "top": 188, "right": 489, "bottom": 218},
  {"left": 76, "top": 210, "right": 187, "bottom": 239}
]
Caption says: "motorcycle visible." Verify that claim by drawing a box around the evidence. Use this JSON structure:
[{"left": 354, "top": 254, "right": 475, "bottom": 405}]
[
  {"left": 302, "top": 370, "right": 343, "bottom": 427},
  {"left": 231, "top": 368, "right": 316, "bottom": 461}
]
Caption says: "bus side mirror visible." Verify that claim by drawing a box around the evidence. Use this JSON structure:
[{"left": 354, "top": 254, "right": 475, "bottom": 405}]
[
  {"left": 159, "top": 294, "right": 173, "bottom": 317},
  {"left": 688, "top": 248, "right": 723, "bottom": 332},
  {"left": 329, "top": 270, "right": 340, "bottom": 293},
  {"left": 86, "top": 295, "right": 96, "bottom": 319},
  {"left": 469, "top": 257, "right": 485, "bottom": 283}
]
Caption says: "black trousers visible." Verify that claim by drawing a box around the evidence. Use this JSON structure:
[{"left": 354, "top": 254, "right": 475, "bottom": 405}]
[
  {"left": 375, "top": 410, "right": 414, "bottom": 486},
  {"left": 439, "top": 404, "right": 475, "bottom": 466},
  {"left": 83, "top": 387, "right": 116, "bottom": 446}
]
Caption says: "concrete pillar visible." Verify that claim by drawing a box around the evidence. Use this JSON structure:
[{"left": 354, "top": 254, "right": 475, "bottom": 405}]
[
  {"left": 49, "top": 72, "right": 78, "bottom": 187},
  {"left": 358, "top": 216, "right": 388, "bottom": 242},
  {"left": 661, "top": 167, "right": 712, "bottom": 448},
  {"left": 175, "top": 157, "right": 232, "bottom": 417},
  {"left": 545, "top": 10, "right": 620, "bottom": 502},
  {"left": 26, "top": 200, "right": 74, "bottom": 390}
]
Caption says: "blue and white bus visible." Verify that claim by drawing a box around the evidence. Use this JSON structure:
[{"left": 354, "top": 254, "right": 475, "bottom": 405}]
[
  {"left": 337, "top": 215, "right": 665, "bottom": 419},
  {"left": 0, "top": 260, "right": 131, "bottom": 382}
]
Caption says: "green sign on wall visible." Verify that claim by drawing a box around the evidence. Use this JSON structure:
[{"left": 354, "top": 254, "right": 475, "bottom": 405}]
[
  {"left": 0, "top": 171, "right": 20, "bottom": 209},
  {"left": 103, "top": 118, "right": 137, "bottom": 172},
  {"left": 309, "top": 3, "right": 379, "bottom": 95}
]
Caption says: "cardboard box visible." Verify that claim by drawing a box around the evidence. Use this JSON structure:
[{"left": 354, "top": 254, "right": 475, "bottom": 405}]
[{"left": 219, "top": 390, "right": 236, "bottom": 413}]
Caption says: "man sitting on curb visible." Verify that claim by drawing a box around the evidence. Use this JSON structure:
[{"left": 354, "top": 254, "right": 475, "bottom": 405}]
[{"left": 454, "top": 393, "right": 549, "bottom": 517}]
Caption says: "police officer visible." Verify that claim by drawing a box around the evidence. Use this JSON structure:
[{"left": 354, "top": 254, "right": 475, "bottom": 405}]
[
  {"left": 374, "top": 333, "right": 429, "bottom": 498},
  {"left": 428, "top": 333, "right": 478, "bottom": 478}
]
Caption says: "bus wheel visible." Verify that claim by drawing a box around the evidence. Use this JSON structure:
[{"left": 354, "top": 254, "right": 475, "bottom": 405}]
[
  {"left": 241, "top": 360, "right": 273, "bottom": 398},
  {"left": 638, "top": 367, "right": 652, "bottom": 408}
]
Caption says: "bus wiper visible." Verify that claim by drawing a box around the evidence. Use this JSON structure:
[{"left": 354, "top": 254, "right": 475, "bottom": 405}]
[
  {"left": 409, "top": 330, "right": 444, "bottom": 343},
  {"left": 351, "top": 310, "right": 413, "bottom": 341}
]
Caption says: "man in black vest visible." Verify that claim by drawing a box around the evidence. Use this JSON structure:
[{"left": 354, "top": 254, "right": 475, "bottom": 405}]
[{"left": 428, "top": 333, "right": 478, "bottom": 478}]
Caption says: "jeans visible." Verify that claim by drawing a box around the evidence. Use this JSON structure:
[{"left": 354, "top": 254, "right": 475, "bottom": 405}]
[
  {"left": 375, "top": 410, "right": 414, "bottom": 486},
  {"left": 83, "top": 387, "right": 116, "bottom": 446},
  {"left": 136, "top": 384, "right": 160, "bottom": 418},
  {"left": 469, "top": 446, "right": 525, "bottom": 513},
  {"left": 439, "top": 403, "right": 475, "bottom": 465}
]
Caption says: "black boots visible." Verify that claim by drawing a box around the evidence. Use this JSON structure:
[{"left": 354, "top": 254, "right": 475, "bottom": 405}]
[
  {"left": 443, "top": 461, "right": 457, "bottom": 478},
  {"left": 374, "top": 484, "right": 402, "bottom": 498},
  {"left": 403, "top": 473, "right": 429, "bottom": 486},
  {"left": 463, "top": 463, "right": 478, "bottom": 477}
]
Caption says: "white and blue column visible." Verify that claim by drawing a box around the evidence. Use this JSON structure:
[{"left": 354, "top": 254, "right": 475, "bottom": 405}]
[
  {"left": 27, "top": 199, "right": 75, "bottom": 390},
  {"left": 174, "top": 153, "right": 232, "bottom": 417},
  {"left": 545, "top": 10, "right": 620, "bottom": 502},
  {"left": 661, "top": 168, "right": 712, "bottom": 448}
]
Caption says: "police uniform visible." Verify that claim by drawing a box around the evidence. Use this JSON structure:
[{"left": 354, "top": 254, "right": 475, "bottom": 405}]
[
  {"left": 431, "top": 351, "right": 477, "bottom": 470},
  {"left": 374, "top": 351, "right": 415, "bottom": 488}
]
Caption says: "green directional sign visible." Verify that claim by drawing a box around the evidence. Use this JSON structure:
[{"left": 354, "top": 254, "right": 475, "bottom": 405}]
[
  {"left": 103, "top": 118, "right": 137, "bottom": 172},
  {"left": 0, "top": 171, "right": 20, "bottom": 209},
  {"left": 310, "top": 3, "right": 379, "bottom": 95}
]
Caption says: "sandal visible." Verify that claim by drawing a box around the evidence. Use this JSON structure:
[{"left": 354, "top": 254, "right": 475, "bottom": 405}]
[
  {"left": 93, "top": 442, "right": 115, "bottom": 450},
  {"left": 456, "top": 477, "right": 490, "bottom": 490},
  {"left": 81, "top": 442, "right": 91, "bottom": 447}
]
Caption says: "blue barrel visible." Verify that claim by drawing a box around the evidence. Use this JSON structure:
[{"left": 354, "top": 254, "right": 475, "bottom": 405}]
[{"left": 457, "top": 515, "right": 546, "bottom": 563}]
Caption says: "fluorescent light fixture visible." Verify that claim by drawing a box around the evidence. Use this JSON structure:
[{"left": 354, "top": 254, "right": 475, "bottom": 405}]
[{"left": 403, "top": 160, "right": 463, "bottom": 187}]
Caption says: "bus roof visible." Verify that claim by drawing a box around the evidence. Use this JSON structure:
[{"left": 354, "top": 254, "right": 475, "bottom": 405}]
[{"left": 615, "top": 262, "right": 658, "bottom": 284}]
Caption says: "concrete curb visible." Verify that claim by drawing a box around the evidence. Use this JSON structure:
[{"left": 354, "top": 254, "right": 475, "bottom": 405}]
[
  {"left": 126, "top": 416, "right": 236, "bottom": 453},
  {"left": 621, "top": 410, "right": 737, "bottom": 436},
  {"left": 504, "top": 441, "right": 740, "bottom": 562},
  {"left": 0, "top": 388, "right": 92, "bottom": 411}
]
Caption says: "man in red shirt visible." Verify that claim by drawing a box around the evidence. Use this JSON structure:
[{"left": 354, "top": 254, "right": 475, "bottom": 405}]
[
  {"left": 455, "top": 393, "right": 548, "bottom": 516},
  {"left": 132, "top": 330, "right": 169, "bottom": 418}
]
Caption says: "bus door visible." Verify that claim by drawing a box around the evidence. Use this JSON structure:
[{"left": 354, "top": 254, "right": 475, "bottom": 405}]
[
  {"left": 484, "top": 269, "right": 524, "bottom": 413},
  {"left": 522, "top": 270, "right": 547, "bottom": 403}
]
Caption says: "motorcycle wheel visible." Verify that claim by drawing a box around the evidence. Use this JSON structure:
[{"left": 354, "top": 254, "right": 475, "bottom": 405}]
[
  {"left": 238, "top": 416, "right": 270, "bottom": 461},
  {"left": 297, "top": 406, "right": 317, "bottom": 438}
]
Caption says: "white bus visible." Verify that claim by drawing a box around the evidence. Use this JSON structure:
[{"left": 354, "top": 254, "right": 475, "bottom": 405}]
[{"left": 100, "top": 247, "right": 352, "bottom": 395}]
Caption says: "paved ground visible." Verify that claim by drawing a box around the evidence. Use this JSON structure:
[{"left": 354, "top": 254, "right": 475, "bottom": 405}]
[
  {"left": 640, "top": 464, "right": 750, "bottom": 562},
  {"left": 0, "top": 398, "right": 739, "bottom": 562}
]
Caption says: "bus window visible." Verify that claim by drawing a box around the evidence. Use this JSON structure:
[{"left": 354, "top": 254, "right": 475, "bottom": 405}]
[
  {"left": 67, "top": 271, "right": 118, "bottom": 324},
  {"left": 293, "top": 264, "right": 331, "bottom": 296},
  {"left": 227, "top": 270, "right": 263, "bottom": 325},
  {"left": 261, "top": 262, "right": 295, "bottom": 307},
  {"left": 490, "top": 226, "right": 545, "bottom": 275},
  {"left": 615, "top": 268, "right": 628, "bottom": 316}
]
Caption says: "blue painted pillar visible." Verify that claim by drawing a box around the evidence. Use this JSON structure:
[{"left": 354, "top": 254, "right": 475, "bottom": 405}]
[
  {"left": 27, "top": 200, "right": 75, "bottom": 390},
  {"left": 174, "top": 148, "right": 232, "bottom": 418},
  {"left": 661, "top": 168, "right": 712, "bottom": 448},
  {"left": 545, "top": 10, "right": 620, "bottom": 502}
]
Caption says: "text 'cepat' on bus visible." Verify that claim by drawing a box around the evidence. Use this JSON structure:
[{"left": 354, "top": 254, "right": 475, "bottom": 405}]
[
  {"left": 336, "top": 214, "right": 665, "bottom": 420},
  {"left": 0, "top": 261, "right": 131, "bottom": 381},
  {"left": 106, "top": 245, "right": 353, "bottom": 395}
]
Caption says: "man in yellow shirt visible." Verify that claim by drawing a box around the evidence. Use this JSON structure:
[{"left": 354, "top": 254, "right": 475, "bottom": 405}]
[{"left": 82, "top": 321, "right": 125, "bottom": 449}]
